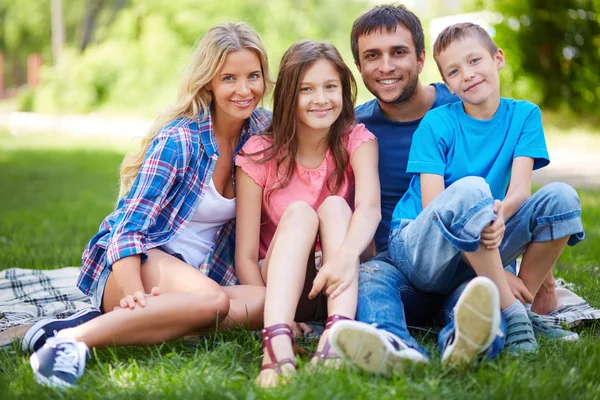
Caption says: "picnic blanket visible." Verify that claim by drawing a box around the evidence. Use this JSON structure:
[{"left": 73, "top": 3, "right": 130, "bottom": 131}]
[{"left": 1, "top": 267, "right": 599, "bottom": 345}]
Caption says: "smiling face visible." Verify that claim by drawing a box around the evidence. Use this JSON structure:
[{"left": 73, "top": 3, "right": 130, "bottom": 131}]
[
  {"left": 208, "top": 49, "right": 265, "bottom": 123},
  {"left": 355, "top": 24, "right": 423, "bottom": 104},
  {"left": 436, "top": 36, "right": 504, "bottom": 107},
  {"left": 296, "top": 58, "right": 343, "bottom": 136}
]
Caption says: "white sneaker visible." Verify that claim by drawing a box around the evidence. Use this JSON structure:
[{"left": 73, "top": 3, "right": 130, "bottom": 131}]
[
  {"left": 441, "top": 277, "right": 501, "bottom": 366},
  {"left": 329, "top": 320, "right": 428, "bottom": 375}
]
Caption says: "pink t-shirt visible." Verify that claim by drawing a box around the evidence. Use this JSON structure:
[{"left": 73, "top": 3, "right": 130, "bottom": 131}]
[{"left": 235, "top": 123, "right": 376, "bottom": 259}]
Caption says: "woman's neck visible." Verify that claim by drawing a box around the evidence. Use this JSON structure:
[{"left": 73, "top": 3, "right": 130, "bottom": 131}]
[{"left": 211, "top": 105, "right": 245, "bottom": 144}]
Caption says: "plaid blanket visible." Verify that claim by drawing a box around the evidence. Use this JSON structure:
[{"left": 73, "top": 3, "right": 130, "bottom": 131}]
[
  {"left": 0, "top": 268, "right": 92, "bottom": 333},
  {"left": 1, "top": 267, "right": 599, "bottom": 337}
]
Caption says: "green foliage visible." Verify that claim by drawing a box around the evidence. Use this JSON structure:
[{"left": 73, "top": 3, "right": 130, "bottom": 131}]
[
  {"left": 472, "top": 0, "right": 600, "bottom": 121},
  {"left": 20, "top": 0, "right": 371, "bottom": 115}
]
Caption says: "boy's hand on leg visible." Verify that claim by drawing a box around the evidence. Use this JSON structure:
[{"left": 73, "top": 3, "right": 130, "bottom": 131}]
[
  {"left": 503, "top": 271, "right": 534, "bottom": 305},
  {"left": 481, "top": 200, "right": 505, "bottom": 250}
]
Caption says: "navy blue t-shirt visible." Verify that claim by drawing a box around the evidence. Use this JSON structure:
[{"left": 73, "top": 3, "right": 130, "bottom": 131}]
[{"left": 355, "top": 83, "right": 458, "bottom": 252}]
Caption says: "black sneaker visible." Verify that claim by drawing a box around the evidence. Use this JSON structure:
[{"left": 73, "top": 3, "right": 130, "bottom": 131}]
[
  {"left": 22, "top": 308, "right": 101, "bottom": 353},
  {"left": 30, "top": 336, "right": 88, "bottom": 389}
]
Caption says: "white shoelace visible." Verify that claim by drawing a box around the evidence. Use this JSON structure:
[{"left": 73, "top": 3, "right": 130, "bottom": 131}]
[{"left": 53, "top": 343, "right": 80, "bottom": 375}]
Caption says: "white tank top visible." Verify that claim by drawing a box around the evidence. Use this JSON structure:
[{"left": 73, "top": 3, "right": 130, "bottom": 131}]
[{"left": 162, "top": 178, "right": 236, "bottom": 268}]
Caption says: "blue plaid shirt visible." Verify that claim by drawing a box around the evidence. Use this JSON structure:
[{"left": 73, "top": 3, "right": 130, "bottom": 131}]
[{"left": 77, "top": 107, "right": 272, "bottom": 296}]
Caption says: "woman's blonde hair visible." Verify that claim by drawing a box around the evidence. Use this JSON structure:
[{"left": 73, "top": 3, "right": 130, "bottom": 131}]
[{"left": 118, "top": 22, "right": 272, "bottom": 198}]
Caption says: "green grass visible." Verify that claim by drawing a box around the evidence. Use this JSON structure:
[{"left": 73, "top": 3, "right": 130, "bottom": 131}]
[{"left": 1, "top": 130, "right": 600, "bottom": 399}]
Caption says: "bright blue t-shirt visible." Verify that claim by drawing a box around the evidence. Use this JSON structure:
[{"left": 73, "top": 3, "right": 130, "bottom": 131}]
[
  {"left": 391, "top": 98, "right": 550, "bottom": 227},
  {"left": 356, "top": 83, "right": 458, "bottom": 252}
]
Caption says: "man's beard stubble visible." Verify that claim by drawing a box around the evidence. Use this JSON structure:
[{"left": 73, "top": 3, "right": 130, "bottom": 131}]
[{"left": 367, "top": 73, "right": 419, "bottom": 105}]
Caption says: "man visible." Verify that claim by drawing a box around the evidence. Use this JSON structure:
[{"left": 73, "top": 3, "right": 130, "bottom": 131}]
[{"left": 329, "top": 4, "right": 566, "bottom": 375}]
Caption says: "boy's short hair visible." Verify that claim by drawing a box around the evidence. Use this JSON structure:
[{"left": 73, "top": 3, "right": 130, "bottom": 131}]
[
  {"left": 351, "top": 4, "right": 424, "bottom": 65},
  {"left": 433, "top": 22, "right": 499, "bottom": 60}
]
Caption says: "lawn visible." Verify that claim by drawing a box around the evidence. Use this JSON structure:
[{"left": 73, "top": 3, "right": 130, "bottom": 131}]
[{"left": 1, "top": 130, "right": 599, "bottom": 399}]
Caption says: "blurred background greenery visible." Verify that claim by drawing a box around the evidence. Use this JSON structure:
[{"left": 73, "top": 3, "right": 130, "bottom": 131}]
[{"left": 0, "top": 0, "right": 598, "bottom": 126}]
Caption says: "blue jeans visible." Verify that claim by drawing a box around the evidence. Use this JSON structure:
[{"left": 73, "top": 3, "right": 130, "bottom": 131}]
[
  {"left": 358, "top": 178, "right": 584, "bottom": 357},
  {"left": 389, "top": 177, "right": 584, "bottom": 294},
  {"left": 357, "top": 252, "right": 505, "bottom": 358}
]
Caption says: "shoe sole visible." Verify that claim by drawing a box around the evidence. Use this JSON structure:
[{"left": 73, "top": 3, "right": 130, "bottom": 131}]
[
  {"left": 329, "top": 321, "right": 426, "bottom": 375},
  {"left": 442, "top": 277, "right": 500, "bottom": 366},
  {"left": 22, "top": 308, "right": 100, "bottom": 353}
]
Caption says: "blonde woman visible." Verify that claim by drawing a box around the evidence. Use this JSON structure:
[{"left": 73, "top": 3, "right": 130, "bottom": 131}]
[{"left": 26, "top": 22, "right": 272, "bottom": 389}]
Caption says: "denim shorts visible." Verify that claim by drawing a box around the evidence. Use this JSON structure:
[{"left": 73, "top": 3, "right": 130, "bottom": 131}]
[
  {"left": 389, "top": 177, "right": 584, "bottom": 295},
  {"left": 88, "top": 246, "right": 187, "bottom": 310}
]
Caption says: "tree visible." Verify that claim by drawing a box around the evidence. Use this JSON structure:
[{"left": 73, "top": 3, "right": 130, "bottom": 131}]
[{"left": 472, "top": 0, "right": 600, "bottom": 121}]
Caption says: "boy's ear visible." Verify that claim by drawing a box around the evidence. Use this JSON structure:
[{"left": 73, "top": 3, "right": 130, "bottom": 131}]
[
  {"left": 354, "top": 60, "right": 362, "bottom": 74},
  {"left": 495, "top": 48, "right": 506, "bottom": 71}
]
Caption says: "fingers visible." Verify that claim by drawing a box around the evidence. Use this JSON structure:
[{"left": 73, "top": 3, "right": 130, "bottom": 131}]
[
  {"left": 520, "top": 286, "right": 534, "bottom": 304},
  {"left": 328, "top": 281, "right": 350, "bottom": 300},
  {"left": 298, "top": 322, "right": 313, "bottom": 335},
  {"left": 133, "top": 290, "right": 146, "bottom": 307},
  {"left": 149, "top": 287, "right": 160, "bottom": 297},
  {"left": 493, "top": 199, "right": 502, "bottom": 214},
  {"left": 291, "top": 322, "right": 302, "bottom": 338},
  {"left": 308, "top": 274, "right": 326, "bottom": 300}
]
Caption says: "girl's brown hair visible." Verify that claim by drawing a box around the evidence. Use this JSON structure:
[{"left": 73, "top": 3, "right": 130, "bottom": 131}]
[{"left": 249, "top": 40, "right": 357, "bottom": 203}]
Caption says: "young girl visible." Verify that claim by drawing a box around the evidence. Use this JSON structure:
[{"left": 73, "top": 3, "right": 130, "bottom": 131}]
[
  {"left": 235, "top": 40, "right": 381, "bottom": 387},
  {"left": 28, "top": 22, "right": 272, "bottom": 388}
]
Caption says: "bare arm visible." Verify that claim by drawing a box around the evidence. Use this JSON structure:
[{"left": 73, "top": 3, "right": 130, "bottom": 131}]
[
  {"left": 502, "top": 156, "right": 534, "bottom": 219},
  {"left": 235, "top": 167, "right": 265, "bottom": 286},
  {"left": 336, "top": 139, "right": 381, "bottom": 260},
  {"left": 308, "top": 139, "right": 381, "bottom": 299},
  {"left": 420, "top": 173, "right": 445, "bottom": 210}
]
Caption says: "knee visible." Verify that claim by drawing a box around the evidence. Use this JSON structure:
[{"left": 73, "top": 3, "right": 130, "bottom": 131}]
[
  {"left": 194, "top": 288, "right": 230, "bottom": 322},
  {"left": 537, "top": 182, "right": 581, "bottom": 212},
  {"left": 280, "top": 200, "right": 318, "bottom": 227},
  {"left": 448, "top": 176, "right": 491, "bottom": 201},
  {"left": 317, "top": 196, "right": 351, "bottom": 221}
]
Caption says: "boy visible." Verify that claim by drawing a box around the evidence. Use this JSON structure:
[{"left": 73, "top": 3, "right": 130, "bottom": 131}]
[{"left": 331, "top": 22, "right": 584, "bottom": 370}]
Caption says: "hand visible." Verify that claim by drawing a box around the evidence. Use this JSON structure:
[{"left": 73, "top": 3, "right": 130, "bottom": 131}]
[
  {"left": 308, "top": 250, "right": 357, "bottom": 300},
  {"left": 291, "top": 322, "right": 313, "bottom": 338},
  {"left": 117, "top": 287, "right": 160, "bottom": 310},
  {"left": 481, "top": 200, "right": 505, "bottom": 250},
  {"left": 504, "top": 270, "right": 533, "bottom": 305},
  {"left": 531, "top": 283, "right": 559, "bottom": 315}
]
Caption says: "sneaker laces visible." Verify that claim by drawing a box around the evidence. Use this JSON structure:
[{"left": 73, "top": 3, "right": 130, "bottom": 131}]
[{"left": 53, "top": 342, "right": 81, "bottom": 376}]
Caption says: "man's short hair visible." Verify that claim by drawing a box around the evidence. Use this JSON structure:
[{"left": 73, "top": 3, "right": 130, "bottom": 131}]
[
  {"left": 351, "top": 4, "right": 425, "bottom": 66},
  {"left": 433, "top": 22, "right": 499, "bottom": 59}
]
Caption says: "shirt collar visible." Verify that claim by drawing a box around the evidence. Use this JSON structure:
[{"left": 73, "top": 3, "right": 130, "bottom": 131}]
[{"left": 198, "top": 106, "right": 254, "bottom": 157}]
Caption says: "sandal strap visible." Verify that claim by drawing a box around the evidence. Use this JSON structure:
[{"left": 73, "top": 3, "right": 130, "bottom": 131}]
[
  {"left": 325, "top": 314, "right": 352, "bottom": 330},
  {"left": 317, "top": 315, "right": 352, "bottom": 360},
  {"left": 260, "top": 357, "right": 297, "bottom": 374},
  {"left": 260, "top": 323, "right": 297, "bottom": 374}
]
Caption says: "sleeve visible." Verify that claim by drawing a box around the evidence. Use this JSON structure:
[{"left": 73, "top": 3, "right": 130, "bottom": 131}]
[
  {"left": 235, "top": 136, "right": 270, "bottom": 187},
  {"left": 106, "top": 128, "right": 186, "bottom": 267},
  {"left": 406, "top": 111, "right": 450, "bottom": 176},
  {"left": 514, "top": 104, "right": 550, "bottom": 170},
  {"left": 346, "top": 123, "right": 377, "bottom": 157}
]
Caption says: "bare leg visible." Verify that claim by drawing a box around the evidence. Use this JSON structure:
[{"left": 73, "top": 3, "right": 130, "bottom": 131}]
[
  {"left": 314, "top": 196, "right": 357, "bottom": 361},
  {"left": 463, "top": 246, "right": 517, "bottom": 310},
  {"left": 220, "top": 285, "right": 265, "bottom": 330},
  {"left": 520, "top": 237, "right": 569, "bottom": 314},
  {"left": 257, "top": 201, "right": 319, "bottom": 387},
  {"left": 60, "top": 249, "right": 230, "bottom": 348}
]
